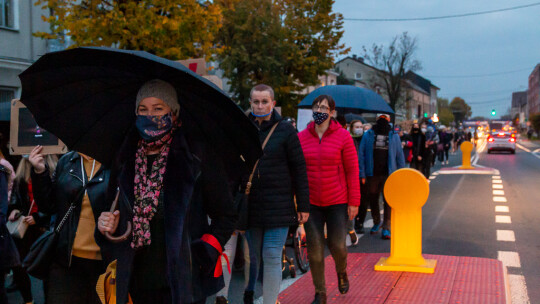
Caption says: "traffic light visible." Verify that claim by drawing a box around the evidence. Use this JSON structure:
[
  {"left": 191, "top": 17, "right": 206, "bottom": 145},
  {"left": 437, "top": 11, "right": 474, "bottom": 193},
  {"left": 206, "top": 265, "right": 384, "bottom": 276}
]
[
  {"left": 423, "top": 112, "right": 428, "bottom": 118},
  {"left": 491, "top": 109, "right": 496, "bottom": 116}
]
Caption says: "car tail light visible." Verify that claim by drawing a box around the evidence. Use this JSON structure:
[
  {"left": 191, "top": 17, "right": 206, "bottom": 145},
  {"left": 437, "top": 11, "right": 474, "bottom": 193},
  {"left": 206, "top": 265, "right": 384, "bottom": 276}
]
[
  {"left": 509, "top": 138, "right": 515, "bottom": 142},
  {"left": 488, "top": 137, "right": 494, "bottom": 142},
  {"left": 511, "top": 133, "right": 516, "bottom": 138}
]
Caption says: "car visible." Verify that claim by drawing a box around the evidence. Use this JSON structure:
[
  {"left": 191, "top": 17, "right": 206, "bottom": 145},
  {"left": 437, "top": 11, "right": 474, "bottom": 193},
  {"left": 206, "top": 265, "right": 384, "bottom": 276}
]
[{"left": 487, "top": 132, "right": 516, "bottom": 154}]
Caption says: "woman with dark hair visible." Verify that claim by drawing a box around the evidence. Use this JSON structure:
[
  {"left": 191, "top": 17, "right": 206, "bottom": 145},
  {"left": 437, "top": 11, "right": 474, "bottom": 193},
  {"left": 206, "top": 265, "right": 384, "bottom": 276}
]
[
  {"left": 410, "top": 123, "right": 426, "bottom": 173},
  {"left": 298, "top": 95, "right": 360, "bottom": 304},
  {"left": 1, "top": 164, "right": 20, "bottom": 304}
]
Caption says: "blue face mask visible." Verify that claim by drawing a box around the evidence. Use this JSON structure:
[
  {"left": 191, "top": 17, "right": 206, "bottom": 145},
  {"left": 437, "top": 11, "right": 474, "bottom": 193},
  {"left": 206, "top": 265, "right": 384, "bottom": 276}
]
[{"left": 135, "top": 112, "right": 173, "bottom": 141}]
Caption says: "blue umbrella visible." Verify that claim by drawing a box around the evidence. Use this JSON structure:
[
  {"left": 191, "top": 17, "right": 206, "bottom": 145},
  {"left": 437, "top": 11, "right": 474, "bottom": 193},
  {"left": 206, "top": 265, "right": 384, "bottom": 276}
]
[{"left": 298, "top": 85, "right": 394, "bottom": 114}]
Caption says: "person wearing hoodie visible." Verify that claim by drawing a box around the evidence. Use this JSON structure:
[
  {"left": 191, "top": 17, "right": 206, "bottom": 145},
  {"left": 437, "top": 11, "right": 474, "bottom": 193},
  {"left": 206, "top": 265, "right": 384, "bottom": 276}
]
[
  {"left": 424, "top": 124, "right": 439, "bottom": 177},
  {"left": 410, "top": 123, "right": 426, "bottom": 173},
  {"left": 358, "top": 114, "right": 405, "bottom": 240},
  {"left": 298, "top": 95, "right": 360, "bottom": 304}
]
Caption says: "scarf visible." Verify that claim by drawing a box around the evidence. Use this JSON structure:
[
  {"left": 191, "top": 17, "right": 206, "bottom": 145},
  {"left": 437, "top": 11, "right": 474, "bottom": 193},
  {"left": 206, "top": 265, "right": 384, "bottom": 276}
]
[{"left": 131, "top": 124, "right": 178, "bottom": 248}]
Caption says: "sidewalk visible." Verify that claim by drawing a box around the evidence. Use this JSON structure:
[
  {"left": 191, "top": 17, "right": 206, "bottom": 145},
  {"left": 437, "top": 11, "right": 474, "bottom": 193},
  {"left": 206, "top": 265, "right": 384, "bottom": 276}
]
[{"left": 278, "top": 253, "right": 508, "bottom": 304}]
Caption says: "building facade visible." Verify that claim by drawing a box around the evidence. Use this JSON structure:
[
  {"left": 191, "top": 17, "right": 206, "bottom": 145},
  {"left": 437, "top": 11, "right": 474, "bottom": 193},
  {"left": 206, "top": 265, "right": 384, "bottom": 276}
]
[
  {"left": 511, "top": 91, "right": 528, "bottom": 128},
  {"left": 1, "top": 0, "right": 50, "bottom": 125},
  {"left": 528, "top": 64, "right": 540, "bottom": 116}
]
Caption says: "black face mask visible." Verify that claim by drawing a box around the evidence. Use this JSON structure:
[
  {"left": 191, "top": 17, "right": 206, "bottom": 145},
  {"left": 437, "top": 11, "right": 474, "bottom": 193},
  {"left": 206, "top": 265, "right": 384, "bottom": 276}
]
[{"left": 374, "top": 118, "right": 391, "bottom": 135}]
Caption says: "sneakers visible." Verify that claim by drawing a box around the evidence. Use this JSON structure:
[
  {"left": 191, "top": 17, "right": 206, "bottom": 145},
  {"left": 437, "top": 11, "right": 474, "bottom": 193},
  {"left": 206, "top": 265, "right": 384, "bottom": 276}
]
[
  {"left": 244, "top": 290, "right": 254, "bottom": 304},
  {"left": 370, "top": 223, "right": 382, "bottom": 234},
  {"left": 348, "top": 230, "right": 359, "bottom": 246},
  {"left": 215, "top": 296, "right": 228, "bottom": 304},
  {"left": 337, "top": 272, "right": 349, "bottom": 294},
  {"left": 311, "top": 292, "right": 327, "bottom": 304},
  {"left": 381, "top": 229, "right": 391, "bottom": 239}
]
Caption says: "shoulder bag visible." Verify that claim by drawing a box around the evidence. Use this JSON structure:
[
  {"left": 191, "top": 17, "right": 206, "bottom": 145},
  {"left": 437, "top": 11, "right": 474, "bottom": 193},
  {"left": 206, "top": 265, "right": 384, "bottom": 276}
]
[
  {"left": 6, "top": 200, "right": 34, "bottom": 239},
  {"left": 235, "top": 122, "right": 279, "bottom": 230}
]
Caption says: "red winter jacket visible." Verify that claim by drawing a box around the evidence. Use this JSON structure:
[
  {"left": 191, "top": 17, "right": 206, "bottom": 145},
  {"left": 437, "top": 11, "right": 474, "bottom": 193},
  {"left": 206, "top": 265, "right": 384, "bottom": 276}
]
[{"left": 298, "top": 120, "right": 361, "bottom": 207}]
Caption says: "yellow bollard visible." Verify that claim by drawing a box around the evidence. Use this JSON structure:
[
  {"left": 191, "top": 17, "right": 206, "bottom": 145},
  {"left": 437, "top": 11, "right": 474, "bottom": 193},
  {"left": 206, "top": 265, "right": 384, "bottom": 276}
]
[
  {"left": 460, "top": 141, "right": 474, "bottom": 169},
  {"left": 374, "top": 168, "right": 437, "bottom": 273}
]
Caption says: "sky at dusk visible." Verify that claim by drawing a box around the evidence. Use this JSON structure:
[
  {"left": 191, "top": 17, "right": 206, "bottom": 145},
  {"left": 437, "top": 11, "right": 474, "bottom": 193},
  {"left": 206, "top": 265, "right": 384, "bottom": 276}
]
[{"left": 333, "top": 0, "right": 540, "bottom": 118}]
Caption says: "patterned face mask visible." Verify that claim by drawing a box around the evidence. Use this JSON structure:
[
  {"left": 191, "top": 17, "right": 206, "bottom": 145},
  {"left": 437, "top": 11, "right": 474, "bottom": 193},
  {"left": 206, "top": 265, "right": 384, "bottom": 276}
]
[
  {"left": 135, "top": 112, "right": 173, "bottom": 141},
  {"left": 312, "top": 111, "right": 329, "bottom": 125}
]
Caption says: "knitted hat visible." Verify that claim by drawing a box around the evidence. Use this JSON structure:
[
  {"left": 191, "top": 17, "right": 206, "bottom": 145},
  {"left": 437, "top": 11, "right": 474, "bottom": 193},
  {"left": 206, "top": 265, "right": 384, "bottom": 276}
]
[{"left": 135, "top": 79, "right": 180, "bottom": 115}]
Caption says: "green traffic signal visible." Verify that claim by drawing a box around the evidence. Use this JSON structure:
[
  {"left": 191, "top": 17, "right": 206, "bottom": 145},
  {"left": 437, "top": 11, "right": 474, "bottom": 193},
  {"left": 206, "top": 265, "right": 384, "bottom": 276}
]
[
  {"left": 423, "top": 112, "right": 428, "bottom": 118},
  {"left": 491, "top": 109, "right": 496, "bottom": 116}
]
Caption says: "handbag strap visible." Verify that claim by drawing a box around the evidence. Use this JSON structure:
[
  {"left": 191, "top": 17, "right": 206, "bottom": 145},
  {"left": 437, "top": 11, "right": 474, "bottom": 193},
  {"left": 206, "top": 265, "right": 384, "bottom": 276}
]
[
  {"left": 245, "top": 122, "right": 279, "bottom": 195},
  {"left": 26, "top": 200, "right": 35, "bottom": 217},
  {"left": 55, "top": 186, "right": 87, "bottom": 233}
]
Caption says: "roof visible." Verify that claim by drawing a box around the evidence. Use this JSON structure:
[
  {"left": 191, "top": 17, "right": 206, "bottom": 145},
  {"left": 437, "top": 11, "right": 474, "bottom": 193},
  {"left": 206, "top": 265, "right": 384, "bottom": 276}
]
[{"left": 405, "top": 71, "right": 439, "bottom": 94}]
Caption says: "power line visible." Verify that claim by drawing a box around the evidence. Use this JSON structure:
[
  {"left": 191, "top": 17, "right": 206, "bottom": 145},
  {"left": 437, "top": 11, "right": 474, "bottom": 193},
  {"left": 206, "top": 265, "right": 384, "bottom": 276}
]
[
  {"left": 344, "top": 2, "right": 540, "bottom": 22},
  {"left": 426, "top": 67, "right": 531, "bottom": 79}
]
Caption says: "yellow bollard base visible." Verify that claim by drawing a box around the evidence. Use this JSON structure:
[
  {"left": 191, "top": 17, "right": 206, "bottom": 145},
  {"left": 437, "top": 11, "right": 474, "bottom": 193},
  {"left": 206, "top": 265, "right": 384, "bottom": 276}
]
[
  {"left": 374, "top": 257, "right": 437, "bottom": 274},
  {"left": 459, "top": 166, "right": 475, "bottom": 169}
]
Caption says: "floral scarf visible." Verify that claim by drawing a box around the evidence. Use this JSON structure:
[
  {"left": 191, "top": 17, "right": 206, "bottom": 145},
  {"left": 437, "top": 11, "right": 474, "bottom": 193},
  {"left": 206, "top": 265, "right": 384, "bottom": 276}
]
[{"left": 131, "top": 124, "right": 178, "bottom": 248}]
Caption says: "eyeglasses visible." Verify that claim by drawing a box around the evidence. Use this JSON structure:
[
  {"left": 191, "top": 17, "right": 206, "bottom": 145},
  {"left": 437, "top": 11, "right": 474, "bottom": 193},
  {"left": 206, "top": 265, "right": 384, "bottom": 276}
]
[{"left": 312, "top": 105, "right": 330, "bottom": 112}]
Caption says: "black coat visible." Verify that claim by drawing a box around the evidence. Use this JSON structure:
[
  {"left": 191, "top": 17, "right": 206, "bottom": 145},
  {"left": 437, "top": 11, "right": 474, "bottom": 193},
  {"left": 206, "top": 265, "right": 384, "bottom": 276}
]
[
  {"left": 0, "top": 165, "right": 20, "bottom": 270},
  {"left": 411, "top": 132, "right": 426, "bottom": 159},
  {"left": 96, "top": 126, "right": 237, "bottom": 304},
  {"left": 31, "top": 151, "right": 111, "bottom": 267},
  {"left": 247, "top": 110, "right": 310, "bottom": 228}
]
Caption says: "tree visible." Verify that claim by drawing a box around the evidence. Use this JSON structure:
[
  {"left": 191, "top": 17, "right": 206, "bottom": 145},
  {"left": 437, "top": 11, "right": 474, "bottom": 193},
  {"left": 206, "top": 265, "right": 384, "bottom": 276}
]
[
  {"left": 436, "top": 97, "right": 454, "bottom": 126},
  {"left": 449, "top": 97, "right": 472, "bottom": 123},
  {"left": 216, "top": 0, "right": 349, "bottom": 114},
  {"left": 34, "top": 0, "right": 222, "bottom": 60},
  {"left": 529, "top": 113, "right": 540, "bottom": 134},
  {"left": 363, "top": 32, "right": 421, "bottom": 112}
]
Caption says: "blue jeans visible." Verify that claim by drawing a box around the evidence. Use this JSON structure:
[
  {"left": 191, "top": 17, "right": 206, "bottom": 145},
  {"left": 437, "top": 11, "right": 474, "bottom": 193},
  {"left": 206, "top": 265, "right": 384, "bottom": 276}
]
[
  {"left": 245, "top": 226, "right": 289, "bottom": 304},
  {"left": 305, "top": 203, "right": 348, "bottom": 293}
]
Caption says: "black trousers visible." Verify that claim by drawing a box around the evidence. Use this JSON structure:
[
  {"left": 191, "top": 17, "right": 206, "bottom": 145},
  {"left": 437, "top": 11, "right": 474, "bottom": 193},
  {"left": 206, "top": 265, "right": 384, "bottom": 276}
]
[
  {"left": 12, "top": 266, "right": 32, "bottom": 302},
  {"left": 0, "top": 270, "right": 7, "bottom": 304},
  {"left": 305, "top": 204, "right": 348, "bottom": 293},
  {"left": 46, "top": 256, "right": 105, "bottom": 304},
  {"left": 364, "top": 175, "right": 391, "bottom": 230},
  {"left": 130, "top": 286, "right": 206, "bottom": 304}
]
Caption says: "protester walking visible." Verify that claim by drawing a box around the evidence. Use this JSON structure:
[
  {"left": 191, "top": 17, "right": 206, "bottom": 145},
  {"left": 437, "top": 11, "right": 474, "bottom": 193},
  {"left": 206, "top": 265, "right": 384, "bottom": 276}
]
[
  {"left": 410, "top": 123, "right": 426, "bottom": 173},
  {"left": 298, "top": 95, "right": 360, "bottom": 304},
  {"left": 1, "top": 164, "right": 20, "bottom": 304},
  {"left": 358, "top": 114, "right": 405, "bottom": 240},
  {"left": 438, "top": 127, "right": 452, "bottom": 165},
  {"left": 27, "top": 146, "right": 109, "bottom": 304},
  {"left": 97, "top": 79, "right": 240, "bottom": 304},
  {"left": 7, "top": 157, "right": 55, "bottom": 304},
  {"left": 237, "top": 84, "right": 310, "bottom": 304},
  {"left": 347, "top": 120, "right": 364, "bottom": 241}
]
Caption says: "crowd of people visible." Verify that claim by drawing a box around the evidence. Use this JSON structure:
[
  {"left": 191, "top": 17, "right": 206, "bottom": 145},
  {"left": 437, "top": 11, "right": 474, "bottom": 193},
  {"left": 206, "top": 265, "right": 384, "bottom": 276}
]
[{"left": 1, "top": 80, "right": 476, "bottom": 304}]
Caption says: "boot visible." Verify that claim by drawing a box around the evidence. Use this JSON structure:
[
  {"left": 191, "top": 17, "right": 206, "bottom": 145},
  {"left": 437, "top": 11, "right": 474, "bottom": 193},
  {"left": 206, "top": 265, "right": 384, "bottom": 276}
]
[
  {"left": 243, "top": 290, "right": 254, "bottom": 304},
  {"left": 311, "top": 292, "right": 327, "bottom": 304},
  {"left": 215, "top": 296, "right": 228, "bottom": 304},
  {"left": 338, "top": 272, "right": 349, "bottom": 294}
]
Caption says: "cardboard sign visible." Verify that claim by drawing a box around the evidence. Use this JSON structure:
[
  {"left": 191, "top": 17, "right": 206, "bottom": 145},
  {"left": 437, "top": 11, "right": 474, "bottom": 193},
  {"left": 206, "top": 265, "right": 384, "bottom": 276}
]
[
  {"left": 177, "top": 58, "right": 207, "bottom": 76},
  {"left": 202, "top": 75, "right": 223, "bottom": 90},
  {"left": 9, "top": 99, "right": 67, "bottom": 155}
]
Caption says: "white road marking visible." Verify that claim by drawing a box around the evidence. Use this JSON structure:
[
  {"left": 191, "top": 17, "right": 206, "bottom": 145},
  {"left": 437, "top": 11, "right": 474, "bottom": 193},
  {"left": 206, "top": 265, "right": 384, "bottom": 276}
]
[
  {"left": 495, "top": 206, "right": 510, "bottom": 212},
  {"left": 493, "top": 184, "right": 504, "bottom": 189},
  {"left": 508, "top": 274, "right": 531, "bottom": 304},
  {"left": 498, "top": 251, "right": 521, "bottom": 268},
  {"left": 493, "top": 190, "right": 505, "bottom": 195},
  {"left": 496, "top": 215, "right": 512, "bottom": 223},
  {"left": 492, "top": 176, "right": 501, "bottom": 179},
  {"left": 493, "top": 196, "right": 508, "bottom": 203},
  {"left": 429, "top": 176, "right": 436, "bottom": 180},
  {"left": 516, "top": 143, "right": 531, "bottom": 152},
  {"left": 492, "top": 179, "right": 503, "bottom": 184},
  {"left": 432, "top": 172, "right": 439, "bottom": 176},
  {"left": 497, "top": 230, "right": 515, "bottom": 242}
]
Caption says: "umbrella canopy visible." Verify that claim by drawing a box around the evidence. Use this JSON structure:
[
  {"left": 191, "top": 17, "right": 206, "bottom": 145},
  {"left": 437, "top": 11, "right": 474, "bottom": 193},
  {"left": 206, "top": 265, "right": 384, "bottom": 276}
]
[
  {"left": 19, "top": 47, "right": 261, "bottom": 173},
  {"left": 298, "top": 85, "right": 394, "bottom": 115}
]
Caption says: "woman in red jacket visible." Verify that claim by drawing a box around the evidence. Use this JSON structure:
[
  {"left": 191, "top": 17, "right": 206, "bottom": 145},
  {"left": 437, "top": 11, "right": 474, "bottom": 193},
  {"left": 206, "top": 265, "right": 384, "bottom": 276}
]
[{"left": 298, "top": 95, "right": 360, "bottom": 304}]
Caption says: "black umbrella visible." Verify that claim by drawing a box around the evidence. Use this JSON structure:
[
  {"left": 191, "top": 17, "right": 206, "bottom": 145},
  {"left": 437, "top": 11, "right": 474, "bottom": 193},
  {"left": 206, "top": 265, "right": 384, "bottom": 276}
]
[{"left": 19, "top": 47, "right": 262, "bottom": 173}]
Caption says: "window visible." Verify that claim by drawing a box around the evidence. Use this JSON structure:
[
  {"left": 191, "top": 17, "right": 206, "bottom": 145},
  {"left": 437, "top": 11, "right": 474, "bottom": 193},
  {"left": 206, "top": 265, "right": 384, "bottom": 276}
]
[
  {"left": 0, "top": 0, "right": 15, "bottom": 29},
  {"left": 355, "top": 72, "right": 362, "bottom": 80},
  {"left": 0, "top": 88, "right": 15, "bottom": 121}
]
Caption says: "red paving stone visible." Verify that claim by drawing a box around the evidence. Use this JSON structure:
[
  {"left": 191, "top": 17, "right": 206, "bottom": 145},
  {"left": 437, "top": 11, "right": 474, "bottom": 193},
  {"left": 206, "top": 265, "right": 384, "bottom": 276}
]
[{"left": 277, "top": 253, "right": 507, "bottom": 304}]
